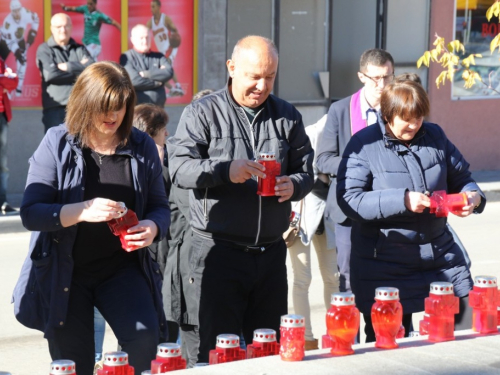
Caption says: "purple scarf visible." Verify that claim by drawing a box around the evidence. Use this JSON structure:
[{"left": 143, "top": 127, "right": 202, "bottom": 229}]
[{"left": 350, "top": 89, "right": 368, "bottom": 135}]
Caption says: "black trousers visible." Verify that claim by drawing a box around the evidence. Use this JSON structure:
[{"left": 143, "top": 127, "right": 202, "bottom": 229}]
[
  {"left": 48, "top": 262, "right": 159, "bottom": 375},
  {"left": 192, "top": 234, "right": 288, "bottom": 363}
]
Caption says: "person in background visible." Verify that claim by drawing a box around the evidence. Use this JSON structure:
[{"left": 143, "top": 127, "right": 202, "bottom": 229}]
[
  {"left": 163, "top": 88, "right": 213, "bottom": 367},
  {"left": 13, "top": 61, "right": 170, "bottom": 374},
  {"left": 120, "top": 24, "right": 174, "bottom": 107},
  {"left": 61, "top": 0, "right": 120, "bottom": 61},
  {"left": 336, "top": 79, "right": 485, "bottom": 342},
  {"left": 132, "top": 103, "right": 178, "bottom": 344},
  {"left": 0, "top": 55, "right": 18, "bottom": 214},
  {"left": 36, "top": 13, "right": 94, "bottom": 133},
  {"left": 167, "top": 35, "right": 314, "bottom": 363},
  {"left": 316, "top": 48, "right": 395, "bottom": 294},
  {"left": 287, "top": 114, "right": 339, "bottom": 350},
  {"left": 0, "top": 0, "right": 39, "bottom": 96}
]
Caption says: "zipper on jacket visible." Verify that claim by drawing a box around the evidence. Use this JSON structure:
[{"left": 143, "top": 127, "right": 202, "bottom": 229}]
[
  {"left": 239, "top": 107, "right": 265, "bottom": 245},
  {"left": 203, "top": 188, "right": 208, "bottom": 222},
  {"left": 374, "top": 248, "right": 377, "bottom": 258}
]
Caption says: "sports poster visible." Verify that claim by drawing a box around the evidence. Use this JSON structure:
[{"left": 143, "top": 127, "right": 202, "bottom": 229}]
[
  {"left": 52, "top": 0, "right": 122, "bottom": 63},
  {"left": 2, "top": 0, "right": 195, "bottom": 107},
  {"left": 128, "top": 0, "right": 194, "bottom": 105},
  {"left": 0, "top": 0, "right": 44, "bottom": 106}
]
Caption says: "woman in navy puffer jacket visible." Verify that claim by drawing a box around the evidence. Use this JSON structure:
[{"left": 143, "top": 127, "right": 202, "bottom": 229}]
[{"left": 337, "top": 80, "right": 485, "bottom": 342}]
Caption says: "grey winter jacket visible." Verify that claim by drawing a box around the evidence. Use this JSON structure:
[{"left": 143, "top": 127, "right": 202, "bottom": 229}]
[
  {"left": 337, "top": 119, "right": 485, "bottom": 314},
  {"left": 120, "top": 49, "right": 173, "bottom": 106},
  {"left": 36, "top": 37, "right": 94, "bottom": 109},
  {"left": 167, "top": 81, "right": 314, "bottom": 245}
]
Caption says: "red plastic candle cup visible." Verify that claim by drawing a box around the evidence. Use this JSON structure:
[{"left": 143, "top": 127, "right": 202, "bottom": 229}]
[
  {"left": 469, "top": 276, "right": 499, "bottom": 334},
  {"left": 246, "top": 328, "right": 279, "bottom": 359},
  {"left": 420, "top": 282, "right": 459, "bottom": 342},
  {"left": 150, "top": 343, "right": 186, "bottom": 372},
  {"left": 371, "top": 287, "right": 403, "bottom": 349},
  {"left": 50, "top": 360, "right": 76, "bottom": 375},
  {"left": 256, "top": 152, "right": 282, "bottom": 196},
  {"left": 208, "top": 334, "right": 246, "bottom": 365},
  {"left": 321, "top": 334, "right": 333, "bottom": 349},
  {"left": 419, "top": 313, "right": 430, "bottom": 335},
  {"left": 107, "top": 203, "right": 140, "bottom": 252},
  {"left": 97, "top": 352, "right": 134, "bottom": 375},
  {"left": 279, "top": 314, "right": 305, "bottom": 361},
  {"left": 326, "top": 292, "right": 360, "bottom": 356},
  {"left": 429, "top": 190, "right": 468, "bottom": 217}
]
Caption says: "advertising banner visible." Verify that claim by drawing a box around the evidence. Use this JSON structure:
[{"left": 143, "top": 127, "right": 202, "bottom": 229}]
[
  {"left": 52, "top": 0, "right": 122, "bottom": 63},
  {"left": 0, "top": 0, "right": 44, "bottom": 107},
  {"left": 454, "top": 0, "right": 500, "bottom": 99},
  {"left": 128, "top": 0, "right": 194, "bottom": 104}
]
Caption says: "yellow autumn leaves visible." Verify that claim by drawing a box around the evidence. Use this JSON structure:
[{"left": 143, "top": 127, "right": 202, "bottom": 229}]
[{"left": 417, "top": 0, "right": 500, "bottom": 90}]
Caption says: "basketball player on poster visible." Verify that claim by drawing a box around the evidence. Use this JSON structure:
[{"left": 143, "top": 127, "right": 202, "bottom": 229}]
[
  {"left": 0, "top": 0, "right": 39, "bottom": 96},
  {"left": 147, "top": 0, "right": 184, "bottom": 97}
]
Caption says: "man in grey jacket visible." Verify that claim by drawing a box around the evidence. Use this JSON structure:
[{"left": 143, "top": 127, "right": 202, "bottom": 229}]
[
  {"left": 120, "top": 24, "right": 173, "bottom": 106},
  {"left": 168, "top": 35, "right": 314, "bottom": 363},
  {"left": 316, "top": 49, "right": 395, "bottom": 293},
  {"left": 36, "top": 13, "right": 94, "bottom": 133}
]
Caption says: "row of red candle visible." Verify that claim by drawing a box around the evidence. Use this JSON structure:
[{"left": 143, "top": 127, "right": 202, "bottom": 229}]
[
  {"left": 48, "top": 352, "right": 134, "bottom": 375},
  {"left": 44, "top": 275, "right": 500, "bottom": 373},
  {"left": 322, "top": 275, "right": 499, "bottom": 356}
]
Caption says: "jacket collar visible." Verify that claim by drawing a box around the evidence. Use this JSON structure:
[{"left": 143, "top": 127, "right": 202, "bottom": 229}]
[
  {"left": 65, "top": 127, "right": 145, "bottom": 156},
  {"left": 378, "top": 116, "right": 426, "bottom": 150}
]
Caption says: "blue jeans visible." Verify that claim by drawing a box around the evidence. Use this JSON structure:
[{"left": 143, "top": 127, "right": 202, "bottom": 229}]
[
  {"left": 0, "top": 114, "right": 8, "bottom": 204},
  {"left": 42, "top": 106, "right": 66, "bottom": 133},
  {"left": 94, "top": 307, "right": 106, "bottom": 362},
  {"left": 48, "top": 262, "right": 159, "bottom": 375}
]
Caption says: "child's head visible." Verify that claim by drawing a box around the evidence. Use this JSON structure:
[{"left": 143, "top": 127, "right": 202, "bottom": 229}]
[{"left": 133, "top": 103, "right": 169, "bottom": 147}]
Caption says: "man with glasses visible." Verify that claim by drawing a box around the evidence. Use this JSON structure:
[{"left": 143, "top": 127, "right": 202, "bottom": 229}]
[{"left": 316, "top": 48, "right": 394, "bottom": 293}]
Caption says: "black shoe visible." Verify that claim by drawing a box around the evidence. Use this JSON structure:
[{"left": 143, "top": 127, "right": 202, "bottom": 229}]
[{"left": 1, "top": 202, "right": 18, "bottom": 214}]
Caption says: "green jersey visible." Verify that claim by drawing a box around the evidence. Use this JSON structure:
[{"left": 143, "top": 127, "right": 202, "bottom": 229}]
[{"left": 75, "top": 5, "right": 113, "bottom": 46}]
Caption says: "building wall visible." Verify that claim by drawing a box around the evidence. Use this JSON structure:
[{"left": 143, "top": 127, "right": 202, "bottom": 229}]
[{"left": 427, "top": 0, "right": 500, "bottom": 171}]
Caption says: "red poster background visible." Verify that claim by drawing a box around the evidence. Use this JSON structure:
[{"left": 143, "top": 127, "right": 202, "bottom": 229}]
[
  {"left": 128, "top": 0, "right": 194, "bottom": 104},
  {"left": 0, "top": 0, "right": 44, "bottom": 107},
  {"left": 52, "top": 0, "right": 122, "bottom": 63}
]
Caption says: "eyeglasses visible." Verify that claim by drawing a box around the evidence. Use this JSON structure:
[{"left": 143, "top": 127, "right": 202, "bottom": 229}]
[{"left": 360, "top": 72, "right": 395, "bottom": 84}]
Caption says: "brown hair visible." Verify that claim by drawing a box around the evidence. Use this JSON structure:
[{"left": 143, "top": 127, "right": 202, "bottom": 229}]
[
  {"left": 133, "top": 103, "right": 169, "bottom": 138},
  {"left": 394, "top": 72, "right": 422, "bottom": 85},
  {"left": 359, "top": 48, "right": 394, "bottom": 72},
  {"left": 380, "top": 80, "right": 430, "bottom": 124},
  {"left": 65, "top": 61, "right": 136, "bottom": 147}
]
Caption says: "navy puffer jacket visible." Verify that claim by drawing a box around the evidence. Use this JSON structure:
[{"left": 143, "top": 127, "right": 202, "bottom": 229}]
[{"left": 337, "top": 120, "right": 485, "bottom": 315}]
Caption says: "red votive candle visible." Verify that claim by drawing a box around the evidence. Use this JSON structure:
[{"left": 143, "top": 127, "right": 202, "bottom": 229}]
[
  {"left": 326, "top": 292, "right": 360, "bottom": 356},
  {"left": 279, "top": 314, "right": 305, "bottom": 361},
  {"left": 371, "top": 287, "right": 404, "bottom": 349}
]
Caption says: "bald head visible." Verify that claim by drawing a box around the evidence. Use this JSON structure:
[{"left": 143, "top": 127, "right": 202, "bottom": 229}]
[
  {"left": 131, "top": 24, "right": 151, "bottom": 54},
  {"left": 231, "top": 35, "right": 278, "bottom": 63},
  {"left": 51, "top": 13, "right": 72, "bottom": 46},
  {"left": 226, "top": 35, "right": 279, "bottom": 108}
]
